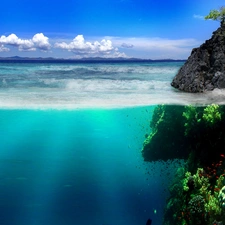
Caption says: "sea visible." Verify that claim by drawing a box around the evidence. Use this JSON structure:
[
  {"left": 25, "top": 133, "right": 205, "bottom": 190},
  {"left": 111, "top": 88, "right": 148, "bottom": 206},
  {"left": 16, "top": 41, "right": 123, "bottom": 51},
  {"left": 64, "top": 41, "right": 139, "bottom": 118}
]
[{"left": 0, "top": 60, "right": 223, "bottom": 225}]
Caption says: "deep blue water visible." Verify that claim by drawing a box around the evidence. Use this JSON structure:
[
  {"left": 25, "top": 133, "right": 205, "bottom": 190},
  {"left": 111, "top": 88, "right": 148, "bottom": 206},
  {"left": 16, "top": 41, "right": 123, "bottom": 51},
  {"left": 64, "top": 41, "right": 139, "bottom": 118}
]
[
  {"left": 0, "top": 107, "right": 183, "bottom": 225},
  {"left": 0, "top": 62, "right": 190, "bottom": 225}
]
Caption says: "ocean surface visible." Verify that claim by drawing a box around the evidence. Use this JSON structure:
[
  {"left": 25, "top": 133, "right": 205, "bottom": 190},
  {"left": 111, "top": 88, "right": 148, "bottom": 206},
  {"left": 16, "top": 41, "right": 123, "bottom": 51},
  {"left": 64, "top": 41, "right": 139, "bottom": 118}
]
[
  {"left": 0, "top": 61, "right": 219, "bottom": 225},
  {"left": 0, "top": 61, "right": 225, "bottom": 109}
]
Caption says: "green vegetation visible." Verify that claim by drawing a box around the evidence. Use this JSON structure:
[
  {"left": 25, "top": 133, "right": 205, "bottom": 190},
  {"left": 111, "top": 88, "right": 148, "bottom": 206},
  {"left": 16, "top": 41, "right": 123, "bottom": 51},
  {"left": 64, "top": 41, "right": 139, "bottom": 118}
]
[
  {"left": 142, "top": 105, "right": 188, "bottom": 161},
  {"left": 164, "top": 166, "right": 225, "bottom": 225},
  {"left": 202, "top": 104, "right": 222, "bottom": 126},
  {"left": 205, "top": 6, "right": 225, "bottom": 24},
  {"left": 142, "top": 104, "right": 224, "bottom": 165},
  {"left": 142, "top": 104, "right": 225, "bottom": 225},
  {"left": 183, "top": 105, "right": 201, "bottom": 136},
  {"left": 183, "top": 104, "right": 222, "bottom": 134}
]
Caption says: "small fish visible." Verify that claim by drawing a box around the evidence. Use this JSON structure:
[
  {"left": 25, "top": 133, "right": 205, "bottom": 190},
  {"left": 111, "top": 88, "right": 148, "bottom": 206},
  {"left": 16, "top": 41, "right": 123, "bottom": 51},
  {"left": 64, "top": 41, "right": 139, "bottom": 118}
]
[{"left": 146, "top": 218, "right": 152, "bottom": 225}]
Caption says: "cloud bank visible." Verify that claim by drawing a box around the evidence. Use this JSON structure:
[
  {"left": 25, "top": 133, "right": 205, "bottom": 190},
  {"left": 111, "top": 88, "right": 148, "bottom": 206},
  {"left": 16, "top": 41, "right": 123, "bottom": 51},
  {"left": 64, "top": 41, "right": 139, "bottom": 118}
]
[
  {"left": 0, "top": 33, "right": 200, "bottom": 59},
  {"left": 55, "top": 35, "right": 126, "bottom": 58},
  {"left": 0, "top": 33, "right": 51, "bottom": 51}
]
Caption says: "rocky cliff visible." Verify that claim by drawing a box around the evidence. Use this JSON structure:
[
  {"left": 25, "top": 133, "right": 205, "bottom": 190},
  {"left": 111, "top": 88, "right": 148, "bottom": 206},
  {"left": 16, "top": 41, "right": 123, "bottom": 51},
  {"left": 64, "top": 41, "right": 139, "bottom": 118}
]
[{"left": 171, "top": 23, "right": 225, "bottom": 92}]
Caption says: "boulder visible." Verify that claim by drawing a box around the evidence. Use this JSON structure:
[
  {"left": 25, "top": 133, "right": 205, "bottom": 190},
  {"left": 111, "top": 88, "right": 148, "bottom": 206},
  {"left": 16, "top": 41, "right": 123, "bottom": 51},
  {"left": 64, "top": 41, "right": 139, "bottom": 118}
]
[{"left": 171, "top": 23, "right": 225, "bottom": 92}]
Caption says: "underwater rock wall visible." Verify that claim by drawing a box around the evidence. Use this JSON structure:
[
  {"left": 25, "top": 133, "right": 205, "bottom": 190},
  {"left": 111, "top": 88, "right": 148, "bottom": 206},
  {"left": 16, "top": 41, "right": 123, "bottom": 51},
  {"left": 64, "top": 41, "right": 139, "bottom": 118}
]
[
  {"left": 142, "top": 104, "right": 225, "bottom": 225},
  {"left": 142, "top": 104, "right": 225, "bottom": 168},
  {"left": 142, "top": 105, "right": 189, "bottom": 161}
]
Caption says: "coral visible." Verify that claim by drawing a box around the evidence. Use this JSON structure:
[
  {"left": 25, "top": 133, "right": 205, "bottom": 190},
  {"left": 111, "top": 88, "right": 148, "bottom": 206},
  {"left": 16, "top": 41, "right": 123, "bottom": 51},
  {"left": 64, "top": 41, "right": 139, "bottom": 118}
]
[
  {"left": 183, "top": 171, "right": 192, "bottom": 192},
  {"left": 188, "top": 195, "right": 206, "bottom": 224},
  {"left": 205, "top": 193, "right": 221, "bottom": 220},
  {"left": 164, "top": 161, "right": 225, "bottom": 225},
  {"left": 211, "top": 220, "right": 223, "bottom": 225},
  {"left": 163, "top": 168, "right": 188, "bottom": 225},
  {"left": 143, "top": 105, "right": 225, "bottom": 225},
  {"left": 178, "top": 167, "right": 224, "bottom": 225},
  {"left": 182, "top": 105, "right": 225, "bottom": 169},
  {"left": 182, "top": 104, "right": 222, "bottom": 136},
  {"left": 217, "top": 176, "right": 225, "bottom": 189},
  {"left": 218, "top": 186, "right": 225, "bottom": 208},
  {"left": 202, "top": 104, "right": 222, "bottom": 126},
  {"left": 183, "top": 168, "right": 210, "bottom": 193},
  {"left": 194, "top": 168, "right": 210, "bottom": 190}
]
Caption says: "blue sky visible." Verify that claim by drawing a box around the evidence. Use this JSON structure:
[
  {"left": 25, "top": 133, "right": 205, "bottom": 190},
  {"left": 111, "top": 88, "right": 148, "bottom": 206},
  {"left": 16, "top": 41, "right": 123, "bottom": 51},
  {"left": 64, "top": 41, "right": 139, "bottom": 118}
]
[{"left": 0, "top": 0, "right": 224, "bottom": 59}]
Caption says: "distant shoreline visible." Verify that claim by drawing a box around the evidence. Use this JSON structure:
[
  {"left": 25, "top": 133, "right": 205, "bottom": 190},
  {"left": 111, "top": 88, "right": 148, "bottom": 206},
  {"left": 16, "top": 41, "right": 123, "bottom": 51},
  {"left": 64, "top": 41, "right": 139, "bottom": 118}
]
[{"left": 0, "top": 56, "right": 186, "bottom": 63}]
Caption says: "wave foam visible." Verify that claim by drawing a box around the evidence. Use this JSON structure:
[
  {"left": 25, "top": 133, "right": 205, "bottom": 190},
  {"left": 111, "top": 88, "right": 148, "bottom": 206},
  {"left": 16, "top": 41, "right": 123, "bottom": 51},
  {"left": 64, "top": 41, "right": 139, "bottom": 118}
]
[
  {"left": 0, "top": 85, "right": 224, "bottom": 110},
  {"left": 0, "top": 62, "right": 224, "bottom": 109}
]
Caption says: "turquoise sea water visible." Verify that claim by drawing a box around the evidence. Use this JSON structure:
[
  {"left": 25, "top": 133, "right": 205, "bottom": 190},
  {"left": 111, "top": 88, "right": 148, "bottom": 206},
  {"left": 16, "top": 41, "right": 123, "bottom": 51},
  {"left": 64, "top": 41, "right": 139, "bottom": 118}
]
[
  {"left": 0, "top": 61, "right": 210, "bottom": 225},
  {"left": 0, "top": 107, "right": 182, "bottom": 225}
]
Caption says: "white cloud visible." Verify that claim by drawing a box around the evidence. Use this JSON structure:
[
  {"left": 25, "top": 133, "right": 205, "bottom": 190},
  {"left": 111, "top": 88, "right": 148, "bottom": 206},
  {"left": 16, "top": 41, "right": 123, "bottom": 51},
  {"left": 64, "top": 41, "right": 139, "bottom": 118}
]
[
  {"left": 0, "top": 33, "right": 51, "bottom": 52},
  {"left": 106, "top": 36, "right": 200, "bottom": 59},
  {"left": 0, "top": 33, "right": 200, "bottom": 59},
  {"left": 193, "top": 14, "right": 205, "bottom": 20},
  {"left": 32, "top": 33, "right": 51, "bottom": 51},
  {"left": 0, "top": 44, "right": 10, "bottom": 52},
  {"left": 0, "top": 34, "right": 35, "bottom": 51},
  {"left": 55, "top": 35, "right": 127, "bottom": 57},
  {"left": 121, "top": 43, "right": 134, "bottom": 48},
  {"left": 108, "top": 50, "right": 127, "bottom": 58}
]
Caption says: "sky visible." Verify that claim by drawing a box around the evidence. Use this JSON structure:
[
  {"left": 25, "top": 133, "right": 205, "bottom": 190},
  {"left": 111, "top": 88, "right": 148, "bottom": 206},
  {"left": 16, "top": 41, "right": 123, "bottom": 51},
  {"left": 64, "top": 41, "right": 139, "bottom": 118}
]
[{"left": 0, "top": 0, "right": 224, "bottom": 59}]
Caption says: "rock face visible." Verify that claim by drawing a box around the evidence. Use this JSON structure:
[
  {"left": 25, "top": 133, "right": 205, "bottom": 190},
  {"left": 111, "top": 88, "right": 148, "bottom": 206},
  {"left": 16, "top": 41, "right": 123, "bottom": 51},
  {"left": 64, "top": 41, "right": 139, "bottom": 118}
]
[{"left": 171, "top": 23, "right": 225, "bottom": 92}]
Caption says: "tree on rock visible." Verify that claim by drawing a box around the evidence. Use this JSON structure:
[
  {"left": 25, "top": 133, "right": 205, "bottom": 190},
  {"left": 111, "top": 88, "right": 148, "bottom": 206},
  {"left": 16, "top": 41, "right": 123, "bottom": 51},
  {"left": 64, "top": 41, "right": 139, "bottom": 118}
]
[{"left": 205, "top": 6, "right": 225, "bottom": 25}]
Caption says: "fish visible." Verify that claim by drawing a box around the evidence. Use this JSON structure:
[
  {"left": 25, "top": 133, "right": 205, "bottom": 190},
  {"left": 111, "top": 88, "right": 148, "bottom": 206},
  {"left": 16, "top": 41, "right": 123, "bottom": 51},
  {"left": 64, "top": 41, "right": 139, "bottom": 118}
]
[{"left": 146, "top": 218, "right": 152, "bottom": 225}]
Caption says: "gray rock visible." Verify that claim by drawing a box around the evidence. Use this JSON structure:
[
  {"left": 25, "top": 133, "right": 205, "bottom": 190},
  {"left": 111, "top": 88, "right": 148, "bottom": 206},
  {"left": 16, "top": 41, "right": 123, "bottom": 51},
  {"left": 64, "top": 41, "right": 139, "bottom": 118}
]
[{"left": 171, "top": 23, "right": 225, "bottom": 93}]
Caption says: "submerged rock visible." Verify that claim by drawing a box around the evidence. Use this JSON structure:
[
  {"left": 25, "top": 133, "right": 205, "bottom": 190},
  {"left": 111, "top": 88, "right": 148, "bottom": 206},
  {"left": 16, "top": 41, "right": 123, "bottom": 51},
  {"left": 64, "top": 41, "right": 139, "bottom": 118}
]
[
  {"left": 142, "top": 105, "right": 189, "bottom": 161},
  {"left": 142, "top": 104, "right": 225, "bottom": 167},
  {"left": 171, "top": 23, "right": 225, "bottom": 93}
]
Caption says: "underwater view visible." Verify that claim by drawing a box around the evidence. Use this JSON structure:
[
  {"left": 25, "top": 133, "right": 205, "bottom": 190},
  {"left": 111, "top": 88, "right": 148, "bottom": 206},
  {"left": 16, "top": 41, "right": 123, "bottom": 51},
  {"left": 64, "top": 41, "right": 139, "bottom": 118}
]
[{"left": 0, "top": 61, "right": 225, "bottom": 225}]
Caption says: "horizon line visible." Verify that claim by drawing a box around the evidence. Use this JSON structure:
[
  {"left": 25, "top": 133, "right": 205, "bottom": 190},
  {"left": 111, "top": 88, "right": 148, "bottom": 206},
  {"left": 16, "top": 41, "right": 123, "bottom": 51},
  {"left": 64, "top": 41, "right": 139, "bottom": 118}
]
[{"left": 0, "top": 56, "right": 187, "bottom": 62}]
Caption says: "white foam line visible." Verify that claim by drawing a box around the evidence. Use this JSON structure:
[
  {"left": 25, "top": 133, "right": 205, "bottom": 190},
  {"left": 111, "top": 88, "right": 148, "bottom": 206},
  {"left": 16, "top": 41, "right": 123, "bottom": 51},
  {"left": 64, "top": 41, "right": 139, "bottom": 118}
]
[{"left": 0, "top": 91, "right": 223, "bottom": 110}]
